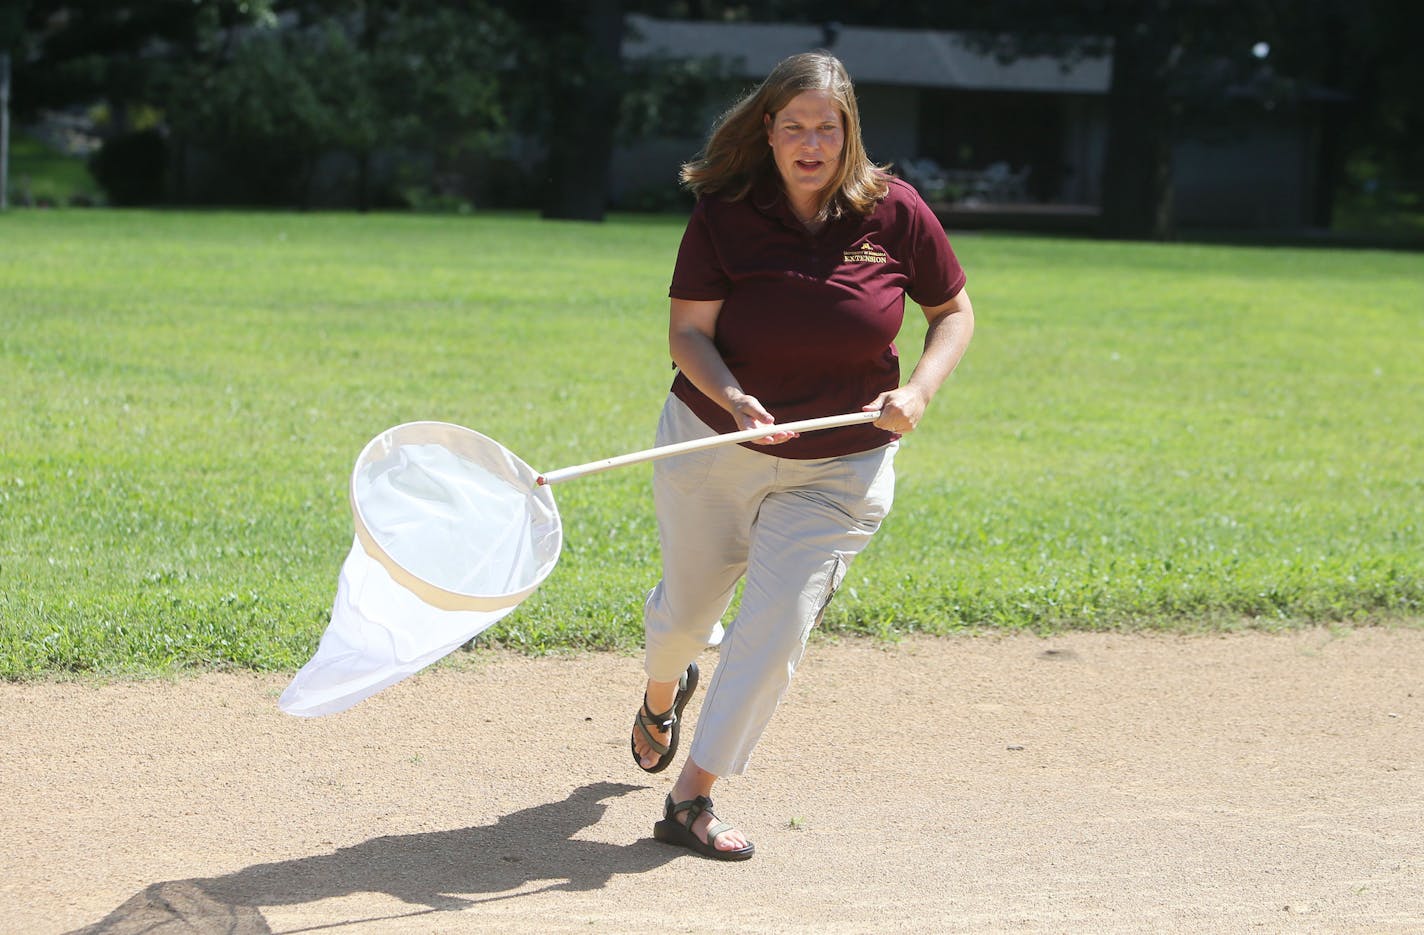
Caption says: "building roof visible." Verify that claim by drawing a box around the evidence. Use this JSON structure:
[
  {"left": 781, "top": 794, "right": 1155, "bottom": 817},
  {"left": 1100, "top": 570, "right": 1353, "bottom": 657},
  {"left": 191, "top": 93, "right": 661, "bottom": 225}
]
[{"left": 624, "top": 14, "right": 1111, "bottom": 95}]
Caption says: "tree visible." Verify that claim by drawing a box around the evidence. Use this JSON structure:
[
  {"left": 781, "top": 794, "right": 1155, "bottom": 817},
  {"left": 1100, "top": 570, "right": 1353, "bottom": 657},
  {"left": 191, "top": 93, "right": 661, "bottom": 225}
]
[
  {"left": 495, "top": 0, "right": 625, "bottom": 221},
  {"left": 1095, "top": 9, "right": 1178, "bottom": 240},
  {"left": 14, "top": 1, "right": 1416, "bottom": 224},
  {"left": 360, "top": 3, "right": 512, "bottom": 209},
  {"left": 165, "top": 4, "right": 510, "bottom": 208},
  {"left": 13, "top": 1, "right": 277, "bottom": 130},
  {"left": 1274, "top": 0, "right": 1424, "bottom": 224},
  {"left": 163, "top": 24, "right": 361, "bottom": 205},
  {"left": 14, "top": 2, "right": 281, "bottom": 203},
  {"left": 1, "top": 2, "right": 23, "bottom": 210},
  {"left": 15, "top": 1, "right": 511, "bottom": 208}
]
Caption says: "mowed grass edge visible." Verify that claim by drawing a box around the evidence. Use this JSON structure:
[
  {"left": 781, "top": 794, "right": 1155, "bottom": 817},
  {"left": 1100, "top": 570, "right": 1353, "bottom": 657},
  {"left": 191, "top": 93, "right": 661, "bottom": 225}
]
[{"left": 1, "top": 210, "right": 1420, "bottom": 677}]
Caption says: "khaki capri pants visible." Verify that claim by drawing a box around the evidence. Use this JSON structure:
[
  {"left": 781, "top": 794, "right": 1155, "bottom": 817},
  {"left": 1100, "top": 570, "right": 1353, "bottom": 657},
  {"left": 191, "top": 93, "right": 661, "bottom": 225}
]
[{"left": 643, "top": 394, "right": 897, "bottom": 776}]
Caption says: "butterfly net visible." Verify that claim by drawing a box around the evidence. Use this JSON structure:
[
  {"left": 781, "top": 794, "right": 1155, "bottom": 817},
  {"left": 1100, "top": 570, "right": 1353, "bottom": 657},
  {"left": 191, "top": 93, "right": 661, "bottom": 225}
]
[{"left": 279, "top": 422, "right": 561, "bottom": 717}]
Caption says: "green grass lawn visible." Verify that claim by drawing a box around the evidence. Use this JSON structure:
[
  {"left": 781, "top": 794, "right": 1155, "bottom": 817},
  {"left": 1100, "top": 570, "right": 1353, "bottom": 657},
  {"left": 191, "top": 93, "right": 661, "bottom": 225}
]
[{"left": 1, "top": 210, "right": 1420, "bottom": 677}]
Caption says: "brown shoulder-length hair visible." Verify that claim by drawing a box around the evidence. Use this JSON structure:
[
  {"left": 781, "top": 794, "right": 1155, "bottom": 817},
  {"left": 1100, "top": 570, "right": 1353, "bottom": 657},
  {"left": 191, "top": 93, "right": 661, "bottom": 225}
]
[{"left": 680, "top": 51, "right": 889, "bottom": 219}]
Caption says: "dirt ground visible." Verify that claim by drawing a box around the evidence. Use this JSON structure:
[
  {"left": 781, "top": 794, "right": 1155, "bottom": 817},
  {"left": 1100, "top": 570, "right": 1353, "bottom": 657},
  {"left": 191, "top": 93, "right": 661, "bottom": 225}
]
[{"left": 3, "top": 625, "right": 1423, "bottom": 935}]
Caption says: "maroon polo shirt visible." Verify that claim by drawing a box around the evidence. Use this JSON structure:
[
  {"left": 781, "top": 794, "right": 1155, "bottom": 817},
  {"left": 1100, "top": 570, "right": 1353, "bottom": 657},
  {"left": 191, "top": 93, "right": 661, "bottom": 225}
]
[{"left": 668, "top": 175, "right": 967, "bottom": 459}]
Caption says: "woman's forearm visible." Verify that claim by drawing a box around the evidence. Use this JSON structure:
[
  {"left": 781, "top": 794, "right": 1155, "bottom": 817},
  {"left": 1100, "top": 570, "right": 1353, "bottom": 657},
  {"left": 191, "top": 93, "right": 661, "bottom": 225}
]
[
  {"left": 907, "top": 291, "right": 975, "bottom": 404},
  {"left": 670, "top": 325, "right": 747, "bottom": 415}
]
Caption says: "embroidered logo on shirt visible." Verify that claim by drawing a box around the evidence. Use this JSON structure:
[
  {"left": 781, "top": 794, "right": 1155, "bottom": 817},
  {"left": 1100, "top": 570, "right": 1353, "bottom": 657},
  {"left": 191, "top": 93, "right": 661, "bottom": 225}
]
[{"left": 843, "top": 241, "right": 889, "bottom": 264}]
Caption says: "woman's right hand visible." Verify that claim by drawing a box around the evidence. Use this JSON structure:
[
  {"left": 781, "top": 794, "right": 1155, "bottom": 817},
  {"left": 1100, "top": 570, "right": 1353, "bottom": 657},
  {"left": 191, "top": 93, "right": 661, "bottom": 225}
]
[
  {"left": 669, "top": 299, "right": 796, "bottom": 445},
  {"left": 730, "top": 393, "right": 798, "bottom": 445}
]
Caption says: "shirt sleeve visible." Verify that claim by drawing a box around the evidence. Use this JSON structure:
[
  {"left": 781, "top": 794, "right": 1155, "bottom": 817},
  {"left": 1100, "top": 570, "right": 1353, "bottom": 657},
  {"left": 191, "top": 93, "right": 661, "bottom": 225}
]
[
  {"left": 668, "top": 199, "right": 732, "bottom": 301},
  {"left": 904, "top": 187, "right": 967, "bottom": 309}
]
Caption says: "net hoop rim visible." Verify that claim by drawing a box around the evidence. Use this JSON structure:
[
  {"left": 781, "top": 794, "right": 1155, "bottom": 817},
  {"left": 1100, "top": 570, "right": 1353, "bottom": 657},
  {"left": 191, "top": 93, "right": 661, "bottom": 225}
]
[{"left": 348, "top": 421, "right": 561, "bottom": 612}]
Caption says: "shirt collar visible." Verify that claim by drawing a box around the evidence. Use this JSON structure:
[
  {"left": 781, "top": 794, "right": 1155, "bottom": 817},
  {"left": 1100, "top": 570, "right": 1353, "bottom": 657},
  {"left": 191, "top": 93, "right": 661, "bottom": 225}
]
[{"left": 749, "top": 175, "right": 808, "bottom": 232}]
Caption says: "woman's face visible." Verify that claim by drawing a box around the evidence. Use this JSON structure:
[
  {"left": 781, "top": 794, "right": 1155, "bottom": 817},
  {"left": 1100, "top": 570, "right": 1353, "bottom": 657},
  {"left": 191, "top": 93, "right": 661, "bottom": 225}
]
[{"left": 765, "top": 89, "right": 845, "bottom": 210}]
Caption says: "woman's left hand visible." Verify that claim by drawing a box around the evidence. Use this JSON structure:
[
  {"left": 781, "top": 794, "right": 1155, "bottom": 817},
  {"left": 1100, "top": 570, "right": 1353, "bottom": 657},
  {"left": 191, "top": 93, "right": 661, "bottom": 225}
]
[
  {"left": 866, "top": 290, "right": 975, "bottom": 436},
  {"left": 865, "top": 385, "right": 930, "bottom": 434}
]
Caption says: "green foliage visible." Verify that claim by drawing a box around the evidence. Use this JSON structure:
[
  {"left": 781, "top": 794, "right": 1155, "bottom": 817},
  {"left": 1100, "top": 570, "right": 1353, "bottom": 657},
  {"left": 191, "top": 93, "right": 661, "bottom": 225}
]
[
  {"left": 11, "top": 1, "right": 279, "bottom": 119},
  {"left": 128, "top": 6, "right": 514, "bottom": 207},
  {"left": 0, "top": 212, "right": 1420, "bottom": 678},
  {"left": 4, "top": 130, "right": 103, "bottom": 205},
  {"left": 165, "top": 23, "right": 368, "bottom": 204},
  {"left": 13, "top": 1, "right": 1424, "bottom": 224},
  {"left": 617, "top": 51, "right": 739, "bottom": 142},
  {"left": 1335, "top": 153, "right": 1424, "bottom": 242},
  {"left": 367, "top": 7, "right": 510, "bottom": 155}
]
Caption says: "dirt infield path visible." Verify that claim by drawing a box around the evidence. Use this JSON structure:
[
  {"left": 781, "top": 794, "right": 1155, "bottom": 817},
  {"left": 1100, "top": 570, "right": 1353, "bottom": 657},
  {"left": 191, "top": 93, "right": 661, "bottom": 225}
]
[{"left": 4, "top": 626, "right": 1423, "bottom": 934}]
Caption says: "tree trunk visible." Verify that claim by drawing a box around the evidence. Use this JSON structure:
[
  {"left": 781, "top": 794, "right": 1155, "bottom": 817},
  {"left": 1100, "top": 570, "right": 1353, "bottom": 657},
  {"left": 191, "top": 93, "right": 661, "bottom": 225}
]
[
  {"left": 1309, "top": 6, "right": 1348, "bottom": 229},
  {"left": 540, "top": 0, "right": 622, "bottom": 222},
  {"left": 356, "top": 150, "right": 371, "bottom": 213},
  {"left": 1098, "top": 17, "right": 1177, "bottom": 240},
  {"left": 1, "top": 51, "right": 10, "bottom": 212}
]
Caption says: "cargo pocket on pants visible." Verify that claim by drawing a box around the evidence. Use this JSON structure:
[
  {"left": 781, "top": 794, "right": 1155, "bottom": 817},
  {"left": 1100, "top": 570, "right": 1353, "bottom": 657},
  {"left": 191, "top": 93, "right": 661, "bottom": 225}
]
[{"left": 809, "top": 553, "right": 848, "bottom": 635}]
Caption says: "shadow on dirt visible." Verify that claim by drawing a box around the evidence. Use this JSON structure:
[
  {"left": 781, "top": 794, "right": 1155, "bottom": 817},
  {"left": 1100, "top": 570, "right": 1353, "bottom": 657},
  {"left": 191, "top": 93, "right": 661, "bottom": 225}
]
[{"left": 69, "top": 781, "right": 669, "bottom": 934}]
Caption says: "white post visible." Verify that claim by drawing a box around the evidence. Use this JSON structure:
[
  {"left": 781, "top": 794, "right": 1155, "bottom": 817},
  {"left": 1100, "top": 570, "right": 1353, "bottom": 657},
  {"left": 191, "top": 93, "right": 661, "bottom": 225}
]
[{"left": 1, "top": 51, "right": 10, "bottom": 211}]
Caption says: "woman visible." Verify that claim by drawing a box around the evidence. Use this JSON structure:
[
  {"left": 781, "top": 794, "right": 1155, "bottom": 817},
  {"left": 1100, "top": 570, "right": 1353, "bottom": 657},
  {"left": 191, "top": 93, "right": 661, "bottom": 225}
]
[{"left": 630, "top": 50, "right": 975, "bottom": 861}]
